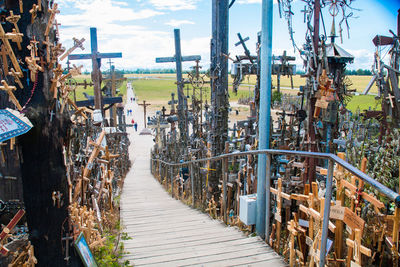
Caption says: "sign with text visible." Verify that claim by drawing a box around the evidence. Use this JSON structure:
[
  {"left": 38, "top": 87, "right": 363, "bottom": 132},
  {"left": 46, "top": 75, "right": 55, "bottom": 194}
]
[{"left": 0, "top": 109, "right": 33, "bottom": 143}]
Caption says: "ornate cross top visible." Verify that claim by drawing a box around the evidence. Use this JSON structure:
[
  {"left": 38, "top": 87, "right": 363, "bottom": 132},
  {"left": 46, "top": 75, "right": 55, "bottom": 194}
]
[
  {"left": 6, "top": 11, "right": 21, "bottom": 33},
  {"left": 60, "top": 38, "right": 85, "bottom": 61}
]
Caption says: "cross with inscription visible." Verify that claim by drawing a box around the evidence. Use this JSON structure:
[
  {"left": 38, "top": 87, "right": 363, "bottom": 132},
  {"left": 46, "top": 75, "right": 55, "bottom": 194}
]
[
  {"left": 68, "top": 28, "right": 122, "bottom": 116},
  {"left": 155, "top": 29, "right": 201, "bottom": 147}
]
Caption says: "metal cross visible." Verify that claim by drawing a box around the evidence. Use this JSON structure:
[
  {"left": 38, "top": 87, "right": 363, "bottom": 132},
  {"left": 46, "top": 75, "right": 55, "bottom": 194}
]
[{"left": 235, "top": 33, "right": 254, "bottom": 64}]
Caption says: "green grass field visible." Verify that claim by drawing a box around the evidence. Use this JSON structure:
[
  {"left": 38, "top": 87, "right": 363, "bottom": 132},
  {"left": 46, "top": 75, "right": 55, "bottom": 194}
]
[{"left": 72, "top": 74, "right": 380, "bottom": 113}]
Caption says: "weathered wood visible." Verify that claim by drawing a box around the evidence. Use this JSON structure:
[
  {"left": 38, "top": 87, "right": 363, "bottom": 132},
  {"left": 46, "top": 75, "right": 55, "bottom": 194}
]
[{"left": 121, "top": 108, "right": 284, "bottom": 266}]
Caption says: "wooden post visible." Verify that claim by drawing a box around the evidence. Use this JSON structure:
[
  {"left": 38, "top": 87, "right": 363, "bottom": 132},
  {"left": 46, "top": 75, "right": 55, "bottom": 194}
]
[
  {"left": 222, "top": 141, "right": 229, "bottom": 223},
  {"left": 138, "top": 100, "right": 151, "bottom": 128}
]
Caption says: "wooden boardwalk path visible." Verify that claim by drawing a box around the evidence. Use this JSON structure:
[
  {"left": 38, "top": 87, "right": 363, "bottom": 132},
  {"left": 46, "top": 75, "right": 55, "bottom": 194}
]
[{"left": 121, "top": 92, "right": 285, "bottom": 266}]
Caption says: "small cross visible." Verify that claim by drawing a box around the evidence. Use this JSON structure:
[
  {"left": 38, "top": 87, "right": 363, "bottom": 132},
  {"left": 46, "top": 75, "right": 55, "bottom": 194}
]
[
  {"left": 386, "top": 93, "right": 396, "bottom": 108},
  {"left": 29, "top": 4, "right": 39, "bottom": 24},
  {"left": 346, "top": 229, "right": 372, "bottom": 266},
  {"left": 0, "top": 80, "right": 22, "bottom": 111},
  {"left": 45, "top": 3, "right": 59, "bottom": 36},
  {"left": 6, "top": 29, "right": 23, "bottom": 50},
  {"left": 0, "top": 45, "right": 9, "bottom": 74},
  {"left": 6, "top": 11, "right": 21, "bottom": 33},
  {"left": 8, "top": 68, "right": 23, "bottom": 89},
  {"left": 49, "top": 109, "right": 55, "bottom": 122},
  {"left": 301, "top": 5, "right": 308, "bottom": 23},
  {"left": 43, "top": 35, "right": 54, "bottom": 63}
]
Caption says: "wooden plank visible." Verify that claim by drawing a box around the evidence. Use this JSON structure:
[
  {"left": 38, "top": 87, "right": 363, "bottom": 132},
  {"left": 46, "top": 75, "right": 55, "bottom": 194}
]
[
  {"left": 130, "top": 237, "right": 268, "bottom": 258},
  {"left": 120, "top": 104, "right": 284, "bottom": 267}
]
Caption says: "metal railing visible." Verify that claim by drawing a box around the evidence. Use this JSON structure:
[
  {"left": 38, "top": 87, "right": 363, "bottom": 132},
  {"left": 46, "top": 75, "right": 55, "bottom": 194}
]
[{"left": 151, "top": 149, "right": 400, "bottom": 267}]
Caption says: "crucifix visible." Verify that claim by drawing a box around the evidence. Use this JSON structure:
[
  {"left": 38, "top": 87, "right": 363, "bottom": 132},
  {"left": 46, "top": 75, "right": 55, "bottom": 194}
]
[
  {"left": 103, "top": 65, "right": 127, "bottom": 123},
  {"left": 69, "top": 27, "right": 122, "bottom": 116},
  {"left": 45, "top": 3, "right": 59, "bottom": 36},
  {"left": 0, "top": 80, "right": 22, "bottom": 111},
  {"left": 6, "top": 11, "right": 21, "bottom": 34},
  {"left": 138, "top": 100, "right": 151, "bottom": 128},
  {"left": 29, "top": 4, "right": 39, "bottom": 24},
  {"left": 59, "top": 37, "right": 85, "bottom": 61},
  {"left": 155, "top": 28, "right": 201, "bottom": 147}
]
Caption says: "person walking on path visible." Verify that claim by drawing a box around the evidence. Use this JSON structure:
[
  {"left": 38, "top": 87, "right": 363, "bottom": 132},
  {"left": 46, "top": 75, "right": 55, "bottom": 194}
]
[{"left": 134, "top": 122, "right": 138, "bottom": 132}]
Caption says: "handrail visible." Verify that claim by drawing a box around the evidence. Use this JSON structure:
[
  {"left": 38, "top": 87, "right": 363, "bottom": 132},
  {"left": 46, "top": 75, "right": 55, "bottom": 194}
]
[{"left": 152, "top": 148, "right": 400, "bottom": 206}]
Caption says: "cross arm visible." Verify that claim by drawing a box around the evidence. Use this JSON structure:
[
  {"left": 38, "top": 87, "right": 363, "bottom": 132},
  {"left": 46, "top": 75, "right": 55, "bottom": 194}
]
[
  {"left": 68, "top": 52, "right": 122, "bottom": 61},
  {"left": 156, "top": 55, "right": 201, "bottom": 63}
]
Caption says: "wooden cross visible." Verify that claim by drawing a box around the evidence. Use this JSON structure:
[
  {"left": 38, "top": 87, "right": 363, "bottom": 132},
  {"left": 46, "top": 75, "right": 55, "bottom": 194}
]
[
  {"left": 0, "top": 24, "right": 22, "bottom": 75},
  {"left": 37, "top": 0, "right": 42, "bottom": 11},
  {"left": 59, "top": 37, "right": 85, "bottom": 61},
  {"left": 0, "top": 45, "right": 9, "bottom": 74},
  {"left": 67, "top": 98, "right": 88, "bottom": 120},
  {"left": 73, "top": 131, "right": 106, "bottom": 203},
  {"left": 50, "top": 64, "right": 63, "bottom": 99},
  {"left": 0, "top": 80, "right": 22, "bottom": 111},
  {"left": 346, "top": 228, "right": 372, "bottom": 266},
  {"left": 287, "top": 213, "right": 307, "bottom": 267},
  {"left": 29, "top": 4, "right": 39, "bottom": 24},
  {"left": 43, "top": 35, "right": 53, "bottom": 63},
  {"left": 138, "top": 100, "right": 151, "bottom": 128},
  {"left": 300, "top": 198, "right": 337, "bottom": 266},
  {"left": 6, "top": 29, "right": 23, "bottom": 51},
  {"left": 8, "top": 68, "right": 23, "bottom": 89},
  {"left": 0, "top": 209, "right": 25, "bottom": 256},
  {"left": 45, "top": 3, "right": 59, "bottom": 36},
  {"left": 25, "top": 54, "right": 43, "bottom": 83},
  {"left": 6, "top": 11, "right": 21, "bottom": 33},
  {"left": 103, "top": 65, "right": 127, "bottom": 122},
  {"left": 60, "top": 85, "right": 75, "bottom": 113},
  {"left": 68, "top": 27, "right": 122, "bottom": 113},
  {"left": 270, "top": 178, "right": 291, "bottom": 252},
  {"left": 384, "top": 161, "right": 400, "bottom": 265}
]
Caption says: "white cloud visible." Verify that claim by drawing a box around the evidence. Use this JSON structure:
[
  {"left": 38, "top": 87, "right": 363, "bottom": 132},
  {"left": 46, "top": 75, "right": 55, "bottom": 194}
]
[
  {"left": 165, "top": 19, "right": 195, "bottom": 27},
  {"left": 149, "top": 0, "right": 199, "bottom": 11}
]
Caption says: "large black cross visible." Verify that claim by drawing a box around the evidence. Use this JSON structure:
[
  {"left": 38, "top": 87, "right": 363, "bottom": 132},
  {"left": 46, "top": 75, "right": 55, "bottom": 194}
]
[{"left": 68, "top": 27, "right": 122, "bottom": 116}]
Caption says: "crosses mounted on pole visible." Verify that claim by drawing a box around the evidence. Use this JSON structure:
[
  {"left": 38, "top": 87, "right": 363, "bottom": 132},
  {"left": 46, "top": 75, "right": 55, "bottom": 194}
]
[
  {"left": 155, "top": 28, "right": 201, "bottom": 148},
  {"left": 68, "top": 27, "right": 122, "bottom": 117}
]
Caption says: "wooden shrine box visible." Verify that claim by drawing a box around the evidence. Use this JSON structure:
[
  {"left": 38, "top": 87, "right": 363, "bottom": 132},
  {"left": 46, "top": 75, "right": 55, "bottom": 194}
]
[{"left": 239, "top": 194, "right": 257, "bottom": 225}]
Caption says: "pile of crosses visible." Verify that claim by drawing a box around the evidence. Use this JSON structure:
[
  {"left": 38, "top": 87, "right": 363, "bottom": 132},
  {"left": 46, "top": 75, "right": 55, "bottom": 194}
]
[{"left": 0, "top": 1, "right": 131, "bottom": 264}]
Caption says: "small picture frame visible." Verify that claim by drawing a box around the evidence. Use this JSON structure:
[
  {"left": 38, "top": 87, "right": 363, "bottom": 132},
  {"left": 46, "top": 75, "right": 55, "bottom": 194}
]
[{"left": 74, "top": 233, "right": 98, "bottom": 267}]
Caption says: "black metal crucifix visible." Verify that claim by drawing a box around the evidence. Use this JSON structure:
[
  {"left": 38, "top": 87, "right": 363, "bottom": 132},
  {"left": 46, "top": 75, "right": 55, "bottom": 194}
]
[
  {"left": 155, "top": 29, "right": 201, "bottom": 147},
  {"left": 68, "top": 27, "right": 122, "bottom": 116}
]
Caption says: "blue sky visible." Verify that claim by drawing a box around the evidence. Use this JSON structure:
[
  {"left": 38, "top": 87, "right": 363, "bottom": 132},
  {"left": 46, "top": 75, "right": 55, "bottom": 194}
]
[{"left": 57, "top": 0, "right": 400, "bottom": 71}]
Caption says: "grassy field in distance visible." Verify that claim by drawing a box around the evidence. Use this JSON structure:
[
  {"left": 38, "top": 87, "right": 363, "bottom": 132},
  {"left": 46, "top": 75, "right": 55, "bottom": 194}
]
[{"left": 71, "top": 73, "right": 379, "bottom": 113}]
